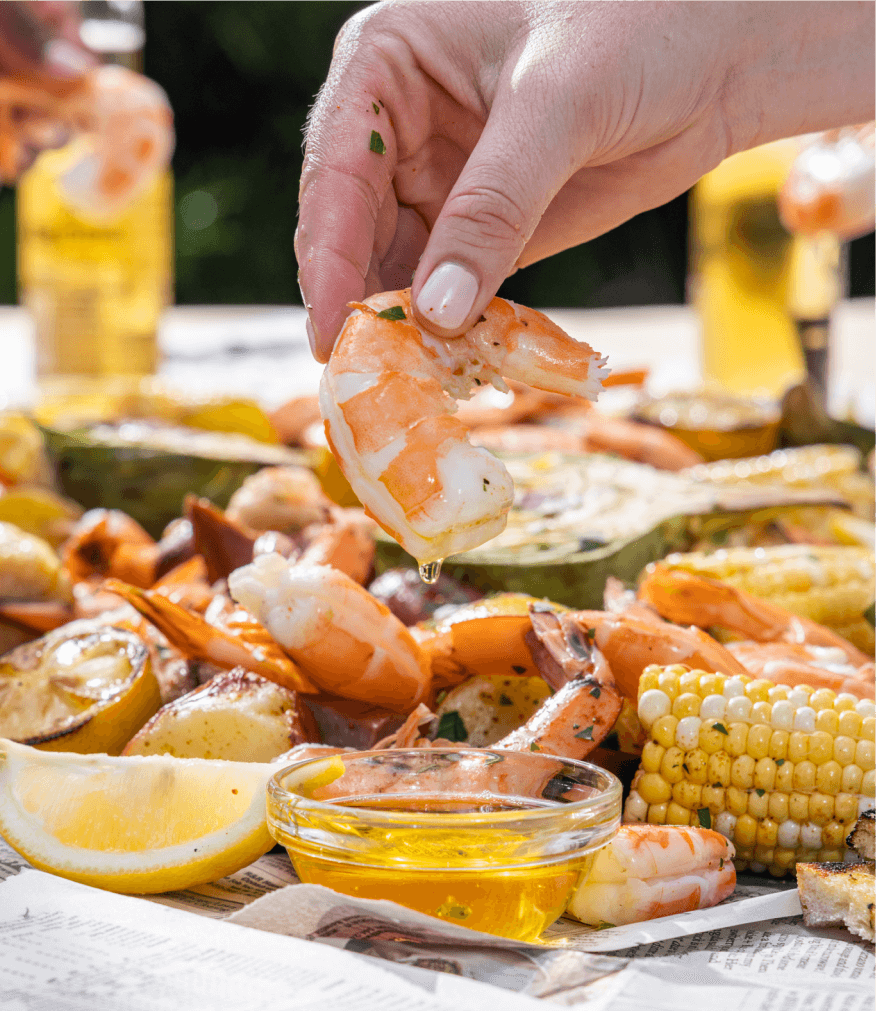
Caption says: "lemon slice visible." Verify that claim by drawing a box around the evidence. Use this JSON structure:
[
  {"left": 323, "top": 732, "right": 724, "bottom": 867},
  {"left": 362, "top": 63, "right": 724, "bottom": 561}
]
[{"left": 0, "top": 739, "right": 280, "bottom": 893}]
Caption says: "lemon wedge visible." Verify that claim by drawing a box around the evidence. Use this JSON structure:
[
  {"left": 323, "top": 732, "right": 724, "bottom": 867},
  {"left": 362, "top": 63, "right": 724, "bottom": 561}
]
[{"left": 0, "top": 739, "right": 279, "bottom": 893}]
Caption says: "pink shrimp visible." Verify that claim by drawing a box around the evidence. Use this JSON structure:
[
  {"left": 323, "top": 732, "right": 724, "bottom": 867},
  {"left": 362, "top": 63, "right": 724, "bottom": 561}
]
[{"left": 320, "top": 289, "right": 608, "bottom": 565}]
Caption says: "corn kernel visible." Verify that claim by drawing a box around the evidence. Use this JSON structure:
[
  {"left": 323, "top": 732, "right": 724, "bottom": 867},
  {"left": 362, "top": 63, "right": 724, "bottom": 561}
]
[
  {"left": 835, "top": 694, "right": 857, "bottom": 712},
  {"left": 748, "top": 725, "right": 771, "bottom": 760},
  {"left": 795, "top": 708, "right": 817, "bottom": 735},
  {"left": 837, "top": 710, "right": 862, "bottom": 738},
  {"left": 660, "top": 747, "right": 685, "bottom": 784},
  {"left": 801, "top": 822, "right": 823, "bottom": 849},
  {"left": 731, "top": 755, "right": 755, "bottom": 789},
  {"left": 834, "top": 736, "right": 857, "bottom": 766},
  {"left": 862, "top": 769, "right": 875, "bottom": 798},
  {"left": 701, "top": 786, "right": 724, "bottom": 811},
  {"left": 777, "top": 820, "right": 801, "bottom": 848},
  {"left": 788, "top": 732, "right": 810, "bottom": 763},
  {"left": 700, "top": 695, "right": 726, "bottom": 721},
  {"left": 771, "top": 700, "right": 795, "bottom": 732},
  {"left": 816, "top": 761, "right": 841, "bottom": 795},
  {"left": 684, "top": 748, "right": 709, "bottom": 784},
  {"left": 639, "top": 689, "right": 671, "bottom": 727},
  {"left": 756, "top": 817, "right": 778, "bottom": 848},
  {"left": 653, "top": 715, "right": 678, "bottom": 749},
  {"left": 639, "top": 773, "right": 672, "bottom": 805},
  {"left": 727, "top": 786, "right": 748, "bottom": 816},
  {"left": 809, "top": 793, "right": 834, "bottom": 825},
  {"left": 708, "top": 752, "right": 732, "bottom": 787},
  {"left": 797, "top": 848, "right": 818, "bottom": 864},
  {"left": 723, "top": 676, "right": 747, "bottom": 699},
  {"left": 672, "top": 692, "right": 701, "bottom": 720},
  {"left": 748, "top": 790, "right": 768, "bottom": 820},
  {"left": 789, "top": 792, "right": 810, "bottom": 822},
  {"left": 768, "top": 792, "right": 789, "bottom": 823},
  {"left": 815, "top": 709, "right": 838, "bottom": 736},
  {"left": 751, "top": 701, "right": 772, "bottom": 725},
  {"left": 715, "top": 811, "right": 737, "bottom": 838},
  {"left": 699, "top": 723, "right": 728, "bottom": 755},
  {"left": 666, "top": 801, "right": 692, "bottom": 824},
  {"left": 736, "top": 814, "right": 758, "bottom": 848},
  {"left": 754, "top": 757, "right": 777, "bottom": 792},
  {"left": 834, "top": 793, "right": 858, "bottom": 823},
  {"left": 746, "top": 679, "right": 772, "bottom": 704},
  {"left": 769, "top": 730, "right": 789, "bottom": 761},
  {"left": 822, "top": 821, "right": 847, "bottom": 849},
  {"left": 818, "top": 849, "right": 843, "bottom": 863},
  {"left": 809, "top": 731, "right": 834, "bottom": 765},
  {"left": 699, "top": 673, "right": 721, "bottom": 698},
  {"left": 678, "top": 671, "right": 701, "bottom": 695},
  {"left": 648, "top": 802, "right": 668, "bottom": 824},
  {"left": 769, "top": 686, "right": 790, "bottom": 702},
  {"left": 624, "top": 791, "right": 648, "bottom": 821},
  {"left": 727, "top": 696, "right": 753, "bottom": 723},
  {"left": 639, "top": 668, "right": 660, "bottom": 694},
  {"left": 793, "top": 760, "right": 817, "bottom": 792},
  {"left": 657, "top": 671, "right": 681, "bottom": 701},
  {"left": 641, "top": 741, "right": 665, "bottom": 773},
  {"left": 862, "top": 716, "right": 876, "bottom": 742},
  {"left": 726, "top": 723, "right": 749, "bottom": 757},
  {"left": 676, "top": 717, "right": 703, "bottom": 751},
  {"left": 673, "top": 781, "right": 702, "bottom": 809},
  {"left": 855, "top": 739, "right": 874, "bottom": 772},
  {"left": 773, "top": 849, "right": 796, "bottom": 872},
  {"left": 841, "top": 764, "right": 863, "bottom": 793},
  {"left": 753, "top": 846, "right": 775, "bottom": 867},
  {"left": 776, "top": 762, "right": 795, "bottom": 793},
  {"left": 809, "top": 689, "right": 836, "bottom": 711}
]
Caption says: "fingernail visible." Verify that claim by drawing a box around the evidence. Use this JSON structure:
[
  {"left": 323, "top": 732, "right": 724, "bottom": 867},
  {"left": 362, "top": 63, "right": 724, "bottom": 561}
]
[
  {"left": 43, "top": 39, "right": 93, "bottom": 79},
  {"left": 305, "top": 316, "right": 318, "bottom": 357},
  {"left": 416, "top": 262, "right": 479, "bottom": 331}
]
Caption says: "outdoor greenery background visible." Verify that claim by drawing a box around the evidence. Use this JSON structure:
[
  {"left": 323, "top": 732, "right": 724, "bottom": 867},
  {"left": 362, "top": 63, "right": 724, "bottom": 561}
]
[{"left": 0, "top": 1, "right": 872, "bottom": 306}]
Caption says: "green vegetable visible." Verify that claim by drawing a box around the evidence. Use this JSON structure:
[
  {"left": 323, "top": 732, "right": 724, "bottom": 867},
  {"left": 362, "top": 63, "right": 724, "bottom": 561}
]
[
  {"left": 697, "top": 808, "right": 712, "bottom": 829},
  {"left": 369, "top": 130, "right": 386, "bottom": 154},
  {"left": 376, "top": 305, "right": 406, "bottom": 321},
  {"left": 436, "top": 710, "right": 468, "bottom": 742}
]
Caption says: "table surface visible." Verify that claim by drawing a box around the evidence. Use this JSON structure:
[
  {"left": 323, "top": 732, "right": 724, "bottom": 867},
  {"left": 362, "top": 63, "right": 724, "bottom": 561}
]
[{"left": 1, "top": 299, "right": 873, "bottom": 423}]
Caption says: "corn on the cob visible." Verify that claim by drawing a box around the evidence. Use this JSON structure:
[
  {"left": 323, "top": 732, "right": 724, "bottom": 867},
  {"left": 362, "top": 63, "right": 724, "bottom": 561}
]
[
  {"left": 652, "top": 545, "right": 875, "bottom": 653},
  {"left": 624, "top": 664, "right": 875, "bottom": 876}
]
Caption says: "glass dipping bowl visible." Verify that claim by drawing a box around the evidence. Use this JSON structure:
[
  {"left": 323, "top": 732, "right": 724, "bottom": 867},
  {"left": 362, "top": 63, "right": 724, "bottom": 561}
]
[{"left": 267, "top": 748, "right": 621, "bottom": 943}]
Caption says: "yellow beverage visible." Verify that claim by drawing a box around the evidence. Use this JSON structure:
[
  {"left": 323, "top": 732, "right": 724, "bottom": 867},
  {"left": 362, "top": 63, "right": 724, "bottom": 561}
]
[
  {"left": 690, "top": 139, "right": 806, "bottom": 398},
  {"left": 17, "top": 151, "right": 173, "bottom": 379}
]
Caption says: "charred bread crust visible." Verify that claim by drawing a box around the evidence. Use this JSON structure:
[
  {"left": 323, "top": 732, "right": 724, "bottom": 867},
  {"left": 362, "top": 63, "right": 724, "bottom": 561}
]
[
  {"left": 797, "top": 861, "right": 875, "bottom": 943},
  {"left": 846, "top": 810, "right": 875, "bottom": 862}
]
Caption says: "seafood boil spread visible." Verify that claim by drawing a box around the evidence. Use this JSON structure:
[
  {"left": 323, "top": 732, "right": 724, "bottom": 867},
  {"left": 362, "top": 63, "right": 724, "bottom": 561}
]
[{"left": 1, "top": 287, "right": 874, "bottom": 948}]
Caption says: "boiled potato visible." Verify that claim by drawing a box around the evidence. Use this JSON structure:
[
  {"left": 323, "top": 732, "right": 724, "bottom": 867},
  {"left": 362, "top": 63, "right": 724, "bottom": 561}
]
[
  {"left": 123, "top": 668, "right": 314, "bottom": 761},
  {"left": 435, "top": 674, "right": 550, "bottom": 747}
]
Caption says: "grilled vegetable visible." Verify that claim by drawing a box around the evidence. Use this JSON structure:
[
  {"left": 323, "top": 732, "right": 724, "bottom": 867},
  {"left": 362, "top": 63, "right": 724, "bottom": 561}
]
[
  {"left": 624, "top": 664, "right": 875, "bottom": 876},
  {"left": 0, "top": 522, "right": 71, "bottom": 603}
]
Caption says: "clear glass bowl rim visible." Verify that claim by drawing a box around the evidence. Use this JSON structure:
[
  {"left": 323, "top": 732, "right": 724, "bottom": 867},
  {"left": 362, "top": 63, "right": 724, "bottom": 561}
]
[{"left": 267, "top": 747, "right": 623, "bottom": 830}]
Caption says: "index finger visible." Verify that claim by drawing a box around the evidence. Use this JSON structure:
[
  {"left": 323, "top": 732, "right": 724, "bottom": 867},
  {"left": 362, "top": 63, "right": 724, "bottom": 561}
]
[{"left": 296, "top": 52, "right": 398, "bottom": 361}]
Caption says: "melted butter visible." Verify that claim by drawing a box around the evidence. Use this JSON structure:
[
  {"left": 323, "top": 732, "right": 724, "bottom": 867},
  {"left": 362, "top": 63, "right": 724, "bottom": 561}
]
[{"left": 418, "top": 559, "right": 443, "bottom": 585}]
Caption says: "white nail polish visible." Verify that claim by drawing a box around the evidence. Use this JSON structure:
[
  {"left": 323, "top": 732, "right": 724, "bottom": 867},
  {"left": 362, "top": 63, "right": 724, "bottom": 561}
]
[
  {"left": 416, "top": 262, "right": 479, "bottom": 331},
  {"left": 43, "top": 40, "right": 92, "bottom": 78}
]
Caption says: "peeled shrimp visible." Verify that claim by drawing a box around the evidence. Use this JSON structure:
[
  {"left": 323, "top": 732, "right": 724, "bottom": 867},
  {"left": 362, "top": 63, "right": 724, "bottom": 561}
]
[
  {"left": 0, "top": 65, "right": 173, "bottom": 216},
  {"left": 567, "top": 824, "right": 736, "bottom": 927},
  {"left": 225, "top": 465, "right": 331, "bottom": 534},
  {"left": 229, "top": 554, "right": 431, "bottom": 714},
  {"left": 726, "top": 641, "right": 875, "bottom": 700},
  {"left": 320, "top": 289, "right": 608, "bottom": 564}
]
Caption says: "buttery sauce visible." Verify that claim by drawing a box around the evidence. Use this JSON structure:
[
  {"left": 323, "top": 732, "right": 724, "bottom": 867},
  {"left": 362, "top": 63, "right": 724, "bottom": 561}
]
[{"left": 274, "top": 793, "right": 593, "bottom": 942}]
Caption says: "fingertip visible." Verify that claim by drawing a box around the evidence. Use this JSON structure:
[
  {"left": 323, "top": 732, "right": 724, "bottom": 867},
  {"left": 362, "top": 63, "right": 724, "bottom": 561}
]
[{"left": 412, "top": 261, "right": 482, "bottom": 337}]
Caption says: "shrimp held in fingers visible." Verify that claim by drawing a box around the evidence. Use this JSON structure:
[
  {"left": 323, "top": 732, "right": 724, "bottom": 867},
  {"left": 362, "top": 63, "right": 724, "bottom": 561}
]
[
  {"left": 567, "top": 824, "right": 736, "bottom": 927},
  {"left": 320, "top": 289, "right": 608, "bottom": 564},
  {"left": 229, "top": 554, "right": 431, "bottom": 714}
]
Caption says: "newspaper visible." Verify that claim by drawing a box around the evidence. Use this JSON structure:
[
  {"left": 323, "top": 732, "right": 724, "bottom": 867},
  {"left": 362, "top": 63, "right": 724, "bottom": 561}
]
[{"left": 0, "top": 838, "right": 872, "bottom": 1009}]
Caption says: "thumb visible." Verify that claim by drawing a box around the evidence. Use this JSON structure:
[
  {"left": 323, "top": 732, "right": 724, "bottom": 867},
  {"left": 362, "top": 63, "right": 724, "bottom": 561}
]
[{"left": 411, "top": 96, "right": 577, "bottom": 336}]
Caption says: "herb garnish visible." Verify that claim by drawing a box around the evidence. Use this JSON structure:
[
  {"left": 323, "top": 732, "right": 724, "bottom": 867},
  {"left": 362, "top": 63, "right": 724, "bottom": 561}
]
[
  {"left": 436, "top": 710, "right": 468, "bottom": 742},
  {"left": 376, "top": 305, "right": 405, "bottom": 320},
  {"left": 697, "top": 808, "right": 712, "bottom": 829},
  {"left": 369, "top": 130, "right": 386, "bottom": 154}
]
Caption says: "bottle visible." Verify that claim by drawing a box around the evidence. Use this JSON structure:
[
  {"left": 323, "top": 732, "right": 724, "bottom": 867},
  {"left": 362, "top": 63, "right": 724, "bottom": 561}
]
[
  {"left": 16, "top": 0, "right": 173, "bottom": 381},
  {"left": 689, "top": 139, "right": 806, "bottom": 399}
]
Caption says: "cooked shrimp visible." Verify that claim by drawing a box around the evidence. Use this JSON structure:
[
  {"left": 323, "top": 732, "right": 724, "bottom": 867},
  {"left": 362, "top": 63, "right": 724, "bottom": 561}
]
[
  {"left": 726, "top": 641, "right": 875, "bottom": 700},
  {"left": 320, "top": 289, "right": 608, "bottom": 564},
  {"left": 225, "top": 466, "right": 331, "bottom": 534},
  {"left": 567, "top": 824, "right": 736, "bottom": 927},
  {"left": 779, "top": 124, "right": 875, "bottom": 239},
  {"left": 0, "top": 66, "right": 173, "bottom": 215},
  {"left": 639, "top": 566, "right": 871, "bottom": 665},
  {"left": 228, "top": 554, "right": 431, "bottom": 714},
  {"left": 297, "top": 508, "right": 376, "bottom": 585},
  {"left": 62, "top": 509, "right": 159, "bottom": 589}
]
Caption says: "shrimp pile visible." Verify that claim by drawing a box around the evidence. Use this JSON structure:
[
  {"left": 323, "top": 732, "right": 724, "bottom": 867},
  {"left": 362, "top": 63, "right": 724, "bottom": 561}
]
[
  {"left": 0, "top": 65, "right": 173, "bottom": 215},
  {"left": 320, "top": 289, "right": 609, "bottom": 565}
]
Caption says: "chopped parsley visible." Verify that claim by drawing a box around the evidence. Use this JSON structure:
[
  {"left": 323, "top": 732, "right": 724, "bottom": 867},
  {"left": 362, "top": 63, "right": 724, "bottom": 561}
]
[
  {"left": 369, "top": 130, "right": 386, "bottom": 154},
  {"left": 376, "top": 305, "right": 405, "bottom": 320},
  {"left": 512, "top": 665, "right": 527, "bottom": 674},
  {"left": 498, "top": 693, "right": 513, "bottom": 706},
  {"left": 589, "top": 685, "right": 601, "bottom": 699},
  {"left": 529, "top": 742, "right": 541, "bottom": 752},
  {"left": 372, "top": 101, "right": 380, "bottom": 114},
  {"left": 775, "top": 759, "right": 785, "bottom": 766},
  {"left": 484, "top": 754, "right": 505, "bottom": 766},
  {"left": 755, "top": 788, "right": 766, "bottom": 797},
  {"left": 436, "top": 710, "right": 468, "bottom": 742},
  {"left": 574, "top": 725, "right": 594, "bottom": 741},
  {"left": 713, "top": 722, "right": 729, "bottom": 735},
  {"left": 697, "top": 808, "right": 712, "bottom": 829}
]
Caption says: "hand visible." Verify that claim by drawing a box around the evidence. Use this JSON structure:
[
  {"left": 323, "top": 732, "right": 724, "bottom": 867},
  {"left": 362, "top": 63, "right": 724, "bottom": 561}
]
[
  {"left": 0, "top": 1, "right": 93, "bottom": 86},
  {"left": 297, "top": 0, "right": 874, "bottom": 362}
]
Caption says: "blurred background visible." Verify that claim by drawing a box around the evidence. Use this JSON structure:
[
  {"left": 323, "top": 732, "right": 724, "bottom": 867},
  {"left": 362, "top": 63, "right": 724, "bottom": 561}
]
[{"left": 0, "top": 0, "right": 872, "bottom": 309}]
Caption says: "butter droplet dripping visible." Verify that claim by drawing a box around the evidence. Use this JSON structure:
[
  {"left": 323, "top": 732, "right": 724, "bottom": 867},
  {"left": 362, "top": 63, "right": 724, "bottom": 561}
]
[{"left": 418, "top": 560, "right": 443, "bottom": 585}]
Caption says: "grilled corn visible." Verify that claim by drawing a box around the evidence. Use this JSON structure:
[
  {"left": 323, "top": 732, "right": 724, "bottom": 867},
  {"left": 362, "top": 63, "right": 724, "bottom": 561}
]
[{"left": 624, "top": 664, "right": 875, "bottom": 876}]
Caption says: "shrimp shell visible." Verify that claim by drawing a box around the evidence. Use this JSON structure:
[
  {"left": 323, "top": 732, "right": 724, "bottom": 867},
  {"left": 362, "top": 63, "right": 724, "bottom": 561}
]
[
  {"left": 567, "top": 824, "right": 736, "bottom": 927},
  {"left": 321, "top": 289, "right": 608, "bottom": 563}
]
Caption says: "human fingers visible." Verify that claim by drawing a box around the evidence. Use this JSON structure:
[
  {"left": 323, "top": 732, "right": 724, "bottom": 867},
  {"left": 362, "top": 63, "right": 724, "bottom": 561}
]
[{"left": 0, "top": 1, "right": 93, "bottom": 86}]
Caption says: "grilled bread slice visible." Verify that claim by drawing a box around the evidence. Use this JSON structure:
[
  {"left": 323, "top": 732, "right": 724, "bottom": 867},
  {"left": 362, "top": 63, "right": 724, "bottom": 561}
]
[
  {"left": 797, "top": 862, "right": 875, "bottom": 942},
  {"left": 847, "top": 810, "right": 875, "bottom": 862}
]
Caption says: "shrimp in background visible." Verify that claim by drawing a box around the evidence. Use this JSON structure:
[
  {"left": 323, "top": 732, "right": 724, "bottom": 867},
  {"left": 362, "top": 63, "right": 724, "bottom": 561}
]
[
  {"left": 320, "top": 289, "right": 608, "bottom": 565},
  {"left": 0, "top": 65, "right": 173, "bottom": 216}
]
